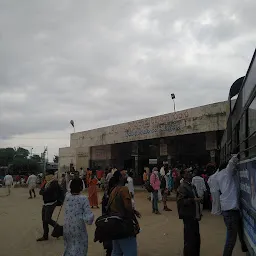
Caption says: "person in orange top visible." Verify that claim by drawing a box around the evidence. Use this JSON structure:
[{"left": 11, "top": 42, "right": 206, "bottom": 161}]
[
  {"left": 86, "top": 168, "right": 92, "bottom": 187},
  {"left": 143, "top": 170, "right": 148, "bottom": 186},
  {"left": 88, "top": 174, "right": 99, "bottom": 208}
]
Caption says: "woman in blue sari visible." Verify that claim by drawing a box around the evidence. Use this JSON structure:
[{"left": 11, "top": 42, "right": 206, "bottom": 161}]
[{"left": 167, "top": 168, "right": 173, "bottom": 192}]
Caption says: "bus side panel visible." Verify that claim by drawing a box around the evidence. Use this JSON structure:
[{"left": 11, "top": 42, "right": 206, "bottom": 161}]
[{"left": 240, "top": 159, "right": 256, "bottom": 255}]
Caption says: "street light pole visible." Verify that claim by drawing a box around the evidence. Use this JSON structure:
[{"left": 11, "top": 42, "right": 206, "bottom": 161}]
[
  {"left": 171, "top": 93, "right": 176, "bottom": 112},
  {"left": 173, "top": 99, "right": 176, "bottom": 112},
  {"left": 42, "top": 147, "right": 47, "bottom": 175},
  {"left": 70, "top": 120, "right": 75, "bottom": 133}
]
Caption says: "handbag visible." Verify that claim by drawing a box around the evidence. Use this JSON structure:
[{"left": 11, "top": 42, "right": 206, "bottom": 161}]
[
  {"left": 94, "top": 187, "right": 138, "bottom": 243},
  {"left": 145, "top": 173, "right": 158, "bottom": 193},
  {"left": 144, "top": 181, "right": 154, "bottom": 193},
  {"left": 51, "top": 205, "right": 63, "bottom": 238}
]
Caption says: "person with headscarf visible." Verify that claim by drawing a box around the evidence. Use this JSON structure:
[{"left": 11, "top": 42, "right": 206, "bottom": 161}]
[
  {"left": 63, "top": 178, "right": 94, "bottom": 256},
  {"left": 88, "top": 173, "right": 99, "bottom": 208},
  {"left": 86, "top": 168, "right": 92, "bottom": 187},
  {"left": 150, "top": 167, "right": 161, "bottom": 214}
]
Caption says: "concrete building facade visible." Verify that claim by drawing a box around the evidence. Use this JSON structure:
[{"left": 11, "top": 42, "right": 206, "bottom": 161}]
[{"left": 59, "top": 101, "right": 227, "bottom": 179}]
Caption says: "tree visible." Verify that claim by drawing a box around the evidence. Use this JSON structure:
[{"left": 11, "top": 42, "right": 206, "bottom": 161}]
[
  {"left": 15, "top": 147, "right": 29, "bottom": 158},
  {"left": 31, "top": 154, "right": 41, "bottom": 162},
  {"left": 53, "top": 155, "right": 59, "bottom": 163},
  {"left": 0, "top": 147, "right": 15, "bottom": 166},
  {"left": 0, "top": 147, "right": 41, "bottom": 174}
]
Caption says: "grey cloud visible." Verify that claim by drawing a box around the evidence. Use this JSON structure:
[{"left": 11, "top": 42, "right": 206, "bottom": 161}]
[{"left": 0, "top": 0, "right": 255, "bottom": 145}]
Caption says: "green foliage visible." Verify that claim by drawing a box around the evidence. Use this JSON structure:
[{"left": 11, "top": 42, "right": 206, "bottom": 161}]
[
  {"left": 53, "top": 155, "right": 59, "bottom": 163},
  {"left": 15, "top": 147, "right": 30, "bottom": 158},
  {"left": 31, "top": 154, "right": 41, "bottom": 162},
  {"left": 0, "top": 147, "right": 42, "bottom": 174}
]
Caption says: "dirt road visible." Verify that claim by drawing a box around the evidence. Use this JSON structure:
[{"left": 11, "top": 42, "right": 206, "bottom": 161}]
[{"left": 0, "top": 188, "right": 245, "bottom": 256}]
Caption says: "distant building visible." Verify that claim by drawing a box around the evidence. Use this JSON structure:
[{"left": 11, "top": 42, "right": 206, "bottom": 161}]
[
  {"left": 46, "top": 162, "right": 58, "bottom": 172},
  {"left": 59, "top": 101, "right": 228, "bottom": 180}
]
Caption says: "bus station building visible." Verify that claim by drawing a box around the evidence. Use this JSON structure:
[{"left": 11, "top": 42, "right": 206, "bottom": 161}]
[{"left": 59, "top": 101, "right": 227, "bottom": 180}]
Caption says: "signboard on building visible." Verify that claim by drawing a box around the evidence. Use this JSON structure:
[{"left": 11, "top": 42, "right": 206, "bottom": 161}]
[
  {"left": 149, "top": 159, "right": 157, "bottom": 165},
  {"left": 91, "top": 145, "right": 111, "bottom": 160}
]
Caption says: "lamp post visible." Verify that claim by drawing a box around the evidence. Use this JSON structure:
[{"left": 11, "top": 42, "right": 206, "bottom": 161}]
[
  {"left": 70, "top": 120, "right": 75, "bottom": 133},
  {"left": 69, "top": 120, "right": 76, "bottom": 171},
  {"left": 42, "top": 147, "right": 47, "bottom": 175},
  {"left": 171, "top": 93, "right": 176, "bottom": 112}
]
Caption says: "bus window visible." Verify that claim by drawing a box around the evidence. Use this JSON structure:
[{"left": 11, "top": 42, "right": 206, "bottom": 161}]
[
  {"left": 239, "top": 114, "right": 247, "bottom": 159},
  {"left": 248, "top": 96, "right": 256, "bottom": 156}
]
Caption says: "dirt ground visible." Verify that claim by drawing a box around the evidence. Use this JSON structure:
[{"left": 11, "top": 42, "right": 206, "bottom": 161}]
[{"left": 0, "top": 187, "right": 245, "bottom": 256}]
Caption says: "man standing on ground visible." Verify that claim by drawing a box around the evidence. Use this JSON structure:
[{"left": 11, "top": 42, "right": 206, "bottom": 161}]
[
  {"left": 79, "top": 167, "right": 84, "bottom": 179},
  {"left": 192, "top": 169, "right": 206, "bottom": 214},
  {"left": 27, "top": 172, "right": 37, "bottom": 199},
  {"left": 126, "top": 171, "right": 135, "bottom": 208},
  {"left": 177, "top": 169, "right": 202, "bottom": 256},
  {"left": 207, "top": 168, "right": 221, "bottom": 215},
  {"left": 37, "top": 169, "right": 62, "bottom": 241},
  {"left": 216, "top": 155, "right": 248, "bottom": 256},
  {"left": 160, "top": 166, "right": 172, "bottom": 211},
  {"left": 106, "top": 169, "right": 113, "bottom": 183},
  {"left": 4, "top": 173, "right": 13, "bottom": 196}
]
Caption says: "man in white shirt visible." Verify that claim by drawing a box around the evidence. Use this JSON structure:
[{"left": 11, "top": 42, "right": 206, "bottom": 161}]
[
  {"left": 216, "top": 155, "right": 248, "bottom": 256},
  {"left": 4, "top": 173, "right": 13, "bottom": 195},
  {"left": 192, "top": 170, "right": 207, "bottom": 213},
  {"left": 106, "top": 170, "right": 113, "bottom": 183},
  {"left": 208, "top": 169, "right": 221, "bottom": 215},
  {"left": 160, "top": 166, "right": 165, "bottom": 177},
  {"left": 27, "top": 173, "right": 37, "bottom": 198},
  {"left": 126, "top": 172, "right": 135, "bottom": 209},
  {"left": 67, "top": 171, "right": 86, "bottom": 193},
  {"left": 126, "top": 172, "right": 135, "bottom": 197}
]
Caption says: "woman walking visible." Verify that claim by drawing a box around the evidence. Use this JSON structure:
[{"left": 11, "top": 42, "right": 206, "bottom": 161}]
[
  {"left": 150, "top": 167, "right": 161, "bottom": 214},
  {"left": 63, "top": 178, "right": 94, "bottom": 256},
  {"left": 88, "top": 174, "right": 99, "bottom": 208},
  {"left": 86, "top": 168, "right": 92, "bottom": 187},
  {"left": 109, "top": 171, "right": 139, "bottom": 256}
]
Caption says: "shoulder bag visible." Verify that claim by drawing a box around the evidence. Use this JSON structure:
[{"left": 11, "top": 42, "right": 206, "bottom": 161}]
[{"left": 94, "top": 187, "right": 138, "bottom": 243}]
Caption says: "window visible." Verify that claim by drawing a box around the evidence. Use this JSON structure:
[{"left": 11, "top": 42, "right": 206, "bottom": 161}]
[
  {"left": 248, "top": 97, "right": 256, "bottom": 135},
  {"left": 232, "top": 130, "right": 236, "bottom": 152},
  {"left": 248, "top": 96, "right": 256, "bottom": 156},
  {"left": 239, "top": 114, "right": 247, "bottom": 159},
  {"left": 243, "top": 57, "right": 256, "bottom": 106}
]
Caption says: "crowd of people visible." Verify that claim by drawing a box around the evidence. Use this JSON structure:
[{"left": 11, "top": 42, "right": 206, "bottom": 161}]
[
  {"left": 175, "top": 156, "right": 248, "bottom": 256},
  {"left": 142, "top": 159, "right": 248, "bottom": 256},
  {"left": 1, "top": 155, "right": 249, "bottom": 256}
]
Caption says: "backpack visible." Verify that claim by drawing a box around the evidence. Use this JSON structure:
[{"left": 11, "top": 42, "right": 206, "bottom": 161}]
[{"left": 160, "top": 176, "right": 166, "bottom": 189}]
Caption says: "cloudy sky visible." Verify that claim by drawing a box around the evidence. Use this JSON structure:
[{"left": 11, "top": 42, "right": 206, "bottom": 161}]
[{"left": 0, "top": 0, "right": 255, "bottom": 160}]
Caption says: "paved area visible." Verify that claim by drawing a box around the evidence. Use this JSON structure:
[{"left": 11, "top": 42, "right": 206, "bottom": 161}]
[{"left": 0, "top": 187, "right": 246, "bottom": 256}]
